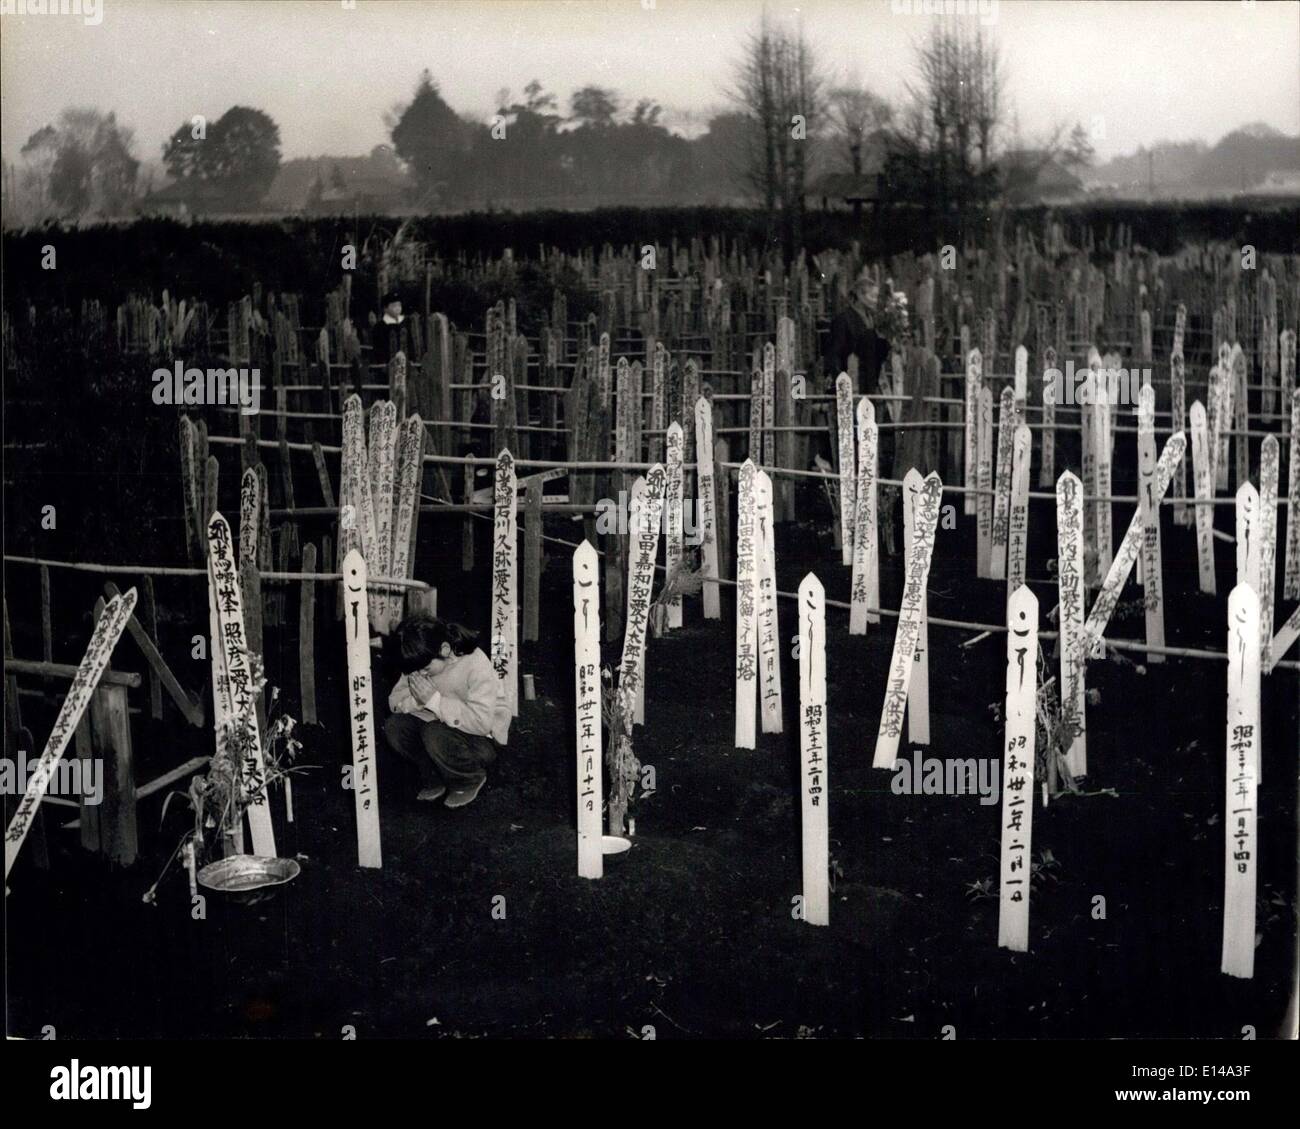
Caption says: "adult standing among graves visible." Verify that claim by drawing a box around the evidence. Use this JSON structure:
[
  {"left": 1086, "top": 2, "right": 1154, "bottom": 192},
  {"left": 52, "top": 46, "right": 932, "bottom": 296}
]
[
  {"left": 825, "top": 269, "right": 890, "bottom": 397},
  {"left": 372, "top": 290, "right": 405, "bottom": 370}
]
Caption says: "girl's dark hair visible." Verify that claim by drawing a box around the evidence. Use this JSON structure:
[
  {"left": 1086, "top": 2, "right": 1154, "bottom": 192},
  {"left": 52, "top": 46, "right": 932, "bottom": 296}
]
[{"left": 387, "top": 614, "right": 479, "bottom": 674}]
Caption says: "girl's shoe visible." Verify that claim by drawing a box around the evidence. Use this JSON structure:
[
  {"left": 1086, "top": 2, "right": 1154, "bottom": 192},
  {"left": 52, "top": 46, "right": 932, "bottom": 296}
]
[
  {"left": 444, "top": 776, "right": 486, "bottom": 809},
  {"left": 417, "top": 785, "right": 447, "bottom": 802}
]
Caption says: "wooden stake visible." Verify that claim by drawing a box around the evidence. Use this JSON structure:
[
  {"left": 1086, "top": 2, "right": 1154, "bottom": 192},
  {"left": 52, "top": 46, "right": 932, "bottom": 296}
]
[
  {"left": 872, "top": 472, "right": 943, "bottom": 769},
  {"left": 1007, "top": 425, "right": 1032, "bottom": 596},
  {"left": 1171, "top": 352, "right": 1190, "bottom": 525},
  {"left": 990, "top": 387, "right": 1015, "bottom": 581},
  {"left": 624, "top": 471, "right": 661, "bottom": 729},
  {"left": 902, "top": 469, "right": 931, "bottom": 746},
  {"left": 141, "top": 575, "right": 163, "bottom": 721},
  {"left": 1083, "top": 432, "right": 1186, "bottom": 653},
  {"left": 523, "top": 477, "right": 542, "bottom": 644},
  {"left": 977, "top": 386, "right": 993, "bottom": 578},
  {"left": 1056, "top": 471, "right": 1088, "bottom": 778},
  {"left": 755, "top": 470, "right": 783, "bottom": 734},
  {"left": 1039, "top": 349, "right": 1057, "bottom": 489},
  {"left": 368, "top": 400, "right": 398, "bottom": 624},
  {"left": 4, "top": 590, "right": 136, "bottom": 879},
  {"left": 207, "top": 515, "right": 276, "bottom": 858},
  {"left": 1235, "top": 483, "right": 1261, "bottom": 594},
  {"left": 849, "top": 397, "right": 879, "bottom": 634},
  {"left": 797, "top": 571, "right": 829, "bottom": 927},
  {"left": 964, "top": 349, "right": 982, "bottom": 515},
  {"left": 1137, "top": 386, "right": 1165, "bottom": 662},
  {"left": 1190, "top": 400, "right": 1216, "bottom": 594},
  {"left": 735, "top": 460, "right": 759, "bottom": 749},
  {"left": 388, "top": 414, "right": 424, "bottom": 633},
  {"left": 573, "top": 541, "right": 603, "bottom": 879},
  {"left": 997, "top": 584, "right": 1038, "bottom": 953},
  {"left": 342, "top": 549, "right": 381, "bottom": 869},
  {"left": 1094, "top": 378, "right": 1113, "bottom": 582},
  {"left": 1221, "top": 584, "right": 1259, "bottom": 979},
  {"left": 299, "top": 542, "right": 317, "bottom": 726},
  {"left": 835, "top": 373, "right": 856, "bottom": 565},
  {"left": 762, "top": 342, "right": 776, "bottom": 468},
  {"left": 1284, "top": 389, "right": 1300, "bottom": 600},
  {"left": 1258, "top": 436, "right": 1279, "bottom": 668},
  {"left": 695, "top": 397, "right": 720, "bottom": 619},
  {"left": 491, "top": 450, "right": 519, "bottom": 717},
  {"left": 664, "top": 422, "right": 685, "bottom": 628}
]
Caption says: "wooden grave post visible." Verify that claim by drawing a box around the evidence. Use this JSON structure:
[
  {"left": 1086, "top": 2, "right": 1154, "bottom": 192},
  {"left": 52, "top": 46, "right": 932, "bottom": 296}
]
[
  {"left": 1221, "top": 584, "right": 1260, "bottom": 980},
  {"left": 491, "top": 450, "right": 519, "bottom": 717},
  {"left": 1056, "top": 471, "right": 1088, "bottom": 778},
  {"left": 755, "top": 470, "right": 783, "bottom": 734},
  {"left": 735, "top": 460, "right": 759, "bottom": 749},
  {"left": 797, "top": 572, "right": 829, "bottom": 927},
  {"left": 872, "top": 472, "right": 943, "bottom": 769},
  {"left": 342, "top": 549, "right": 382, "bottom": 868},
  {"left": 573, "top": 541, "right": 603, "bottom": 879},
  {"left": 695, "top": 397, "right": 721, "bottom": 619},
  {"left": 1190, "top": 400, "right": 1216, "bottom": 594},
  {"left": 997, "top": 585, "right": 1038, "bottom": 953}
]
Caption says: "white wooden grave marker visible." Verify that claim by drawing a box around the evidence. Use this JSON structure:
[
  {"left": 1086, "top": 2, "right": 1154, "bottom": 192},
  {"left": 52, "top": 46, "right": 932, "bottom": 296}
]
[
  {"left": 755, "top": 471, "right": 783, "bottom": 734},
  {"left": 873, "top": 472, "right": 943, "bottom": 769},
  {"left": 1285, "top": 389, "right": 1300, "bottom": 600},
  {"left": 1190, "top": 400, "right": 1216, "bottom": 594},
  {"left": 1039, "top": 349, "right": 1057, "bottom": 489},
  {"left": 976, "top": 386, "right": 993, "bottom": 578},
  {"left": 491, "top": 450, "right": 519, "bottom": 716},
  {"left": 990, "top": 386, "right": 1015, "bottom": 580},
  {"left": 1013, "top": 345, "right": 1028, "bottom": 410},
  {"left": 964, "top": 348, "right": 982, "bottom": 515},
  {"left": 1056, "top": 471, "right": 1088, "bottom": 778},
  {"left": 735, "top": 460, "right": 759, "bottom": 748},
  {"left": 835, "top": 372, "right": 856, "bottom": 565},
  {"left": 1082, "top": 432, "right": 1186, "bottom": 654},
  {"left": 1235, "top": 483, "right": 1261, "bottom": 594},
  {"left": 387, "top": 414, "right": 424, "bottom": 631},
  {"left": 342, "top": 549, "right": 382, "bottom": 868},
  {"left": 572, "top": 541, "right": 603, "bottom": 880},
  {"left": 1259, "top": 435, "right": 1279, "bottom": 667},
  {"left": 903, "top": 469, "right": 931, "bottom": 746},
  {"left": 4, "top": 590, "right": 136, "bottom": 879},
  {"left": 1171, "top": 352, "right": 1190, "bottom": 525},
  {"left": 849, "top": 397, "right": 879, "bottom": 634},
  {"left": 1221, "top": 584, "right": 1260, "bottom": 979},
  {"left": 1136, "top": 386, "right": 1165, "bottom": 662},
  {"left": 1007, "top": 424, "right": 1032, "bottom": 596},
  {"left": 208, "top": 514, "right": 276, "bottom": 858},
  {"left": 1094, "top": 378, "right": 1113, "bottom": 583},
  {"left": 664, "top": 422, "right": 685, "bottom": 629},
  {"left": 694, "top": 396, "right": 721, "bottom": 619},
  {"left": 997, "top": 585, "right": 1038, "bottom": 952},
  {"left": 762, "top": 342, "right": 776, "bottom": 468},
  {"left": 622, "top": 467, "right": 665, "bottom": 730},
  {"left": 798, "top": 572, "right": 829, "bottom": 926}
]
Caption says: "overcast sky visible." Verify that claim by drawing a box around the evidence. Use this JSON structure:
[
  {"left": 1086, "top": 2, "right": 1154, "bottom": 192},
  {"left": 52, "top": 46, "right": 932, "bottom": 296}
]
[{"left": 2, "top": 0, "right": 1297, "bottom": 166}]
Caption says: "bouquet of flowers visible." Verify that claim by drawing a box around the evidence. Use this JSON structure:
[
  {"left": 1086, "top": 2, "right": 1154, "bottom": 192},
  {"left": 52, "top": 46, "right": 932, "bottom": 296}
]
[{"left": 874, "top": 281, "right": 911, "bottom": 347}]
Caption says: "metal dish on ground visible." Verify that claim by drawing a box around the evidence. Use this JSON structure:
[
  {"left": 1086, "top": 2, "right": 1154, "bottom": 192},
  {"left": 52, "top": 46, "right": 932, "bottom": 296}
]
[
  {"left": 197, "top": 855, "right": 301, "bottom": 894},
  {"left": 601, "top": 835, "right": 632, "bottom": 855}
]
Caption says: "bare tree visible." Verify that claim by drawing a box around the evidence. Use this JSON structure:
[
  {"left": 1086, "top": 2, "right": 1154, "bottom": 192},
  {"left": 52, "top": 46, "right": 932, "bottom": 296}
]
[
  {"left": 826, "top": 79, "right": 893, "bottom": 176},
  {"left": 730, "top": 11, "right": 824, "bottom": 262},
  {"left": 896, "top": 22, "right": 1005, "bottom": 245}
]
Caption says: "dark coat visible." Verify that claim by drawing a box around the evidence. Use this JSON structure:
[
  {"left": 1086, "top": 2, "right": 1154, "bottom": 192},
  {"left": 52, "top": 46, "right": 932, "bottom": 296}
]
[{"left": 825, "top": 303, "right": 889, "bottom": 393}]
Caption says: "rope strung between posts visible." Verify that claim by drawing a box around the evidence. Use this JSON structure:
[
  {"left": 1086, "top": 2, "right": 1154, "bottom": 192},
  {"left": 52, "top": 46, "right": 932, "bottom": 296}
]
[
  {"left": 2, "top": 555, "right": 433, "bottom": 589},
  {"left": 421, "top": 497, "right": 1300, "bottom": 671},
  {"left": 208, "top": 434, "right": 1292, "bottom": 507}
]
